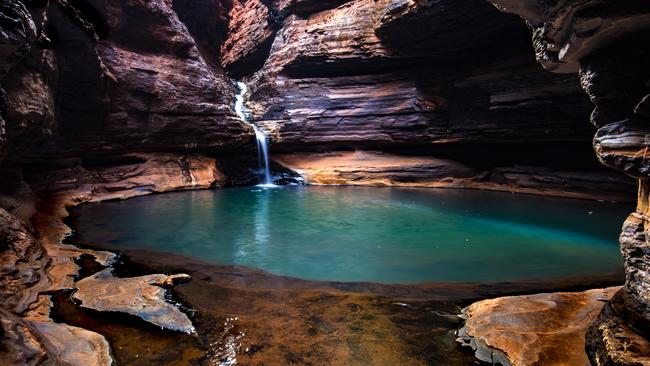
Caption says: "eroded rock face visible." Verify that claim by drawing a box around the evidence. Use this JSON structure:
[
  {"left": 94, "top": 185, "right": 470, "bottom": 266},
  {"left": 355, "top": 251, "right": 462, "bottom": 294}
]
[
  {"left": 486, "top": 1, "right": 650, "bottom": 364},
  {"left": 1, "top": 0, "right": 253, "bottom": 163},
  {"left": 243, "top": 0, "right": 596, "bottom": 150},
  {"left": 0, "top": 308, "right": 113, "bottom": 366},
  {"left": 0, "top": 152, "right": 232, "bottom": 364},
  {"left": 489, "top": 0, "right": 650, "bottom": 74},
  {"left": 220, "top": 0, "right": 276, "bottom": 78},
  {"left": 49, "top": 0, "right": 250, "bottom": 157}
]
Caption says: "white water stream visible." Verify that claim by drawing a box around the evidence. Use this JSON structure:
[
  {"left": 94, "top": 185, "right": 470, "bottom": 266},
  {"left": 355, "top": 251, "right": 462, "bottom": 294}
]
[{"left": 235, "top": 82, "right": 274, "bottom": 186}]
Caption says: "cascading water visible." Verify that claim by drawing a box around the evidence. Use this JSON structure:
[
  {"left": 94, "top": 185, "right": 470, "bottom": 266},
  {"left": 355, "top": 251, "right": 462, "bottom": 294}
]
[{"left": 235, "top": 81, "right": 274, "bottom": 186}]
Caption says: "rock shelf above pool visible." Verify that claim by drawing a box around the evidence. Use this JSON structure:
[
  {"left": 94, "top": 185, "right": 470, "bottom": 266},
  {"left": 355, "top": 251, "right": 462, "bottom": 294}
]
[
  {"left": 73, "top": 269, "right": 195, "bottom": 334},
  {"left": 458, "top": 287, "right": 620, "bottom": 366}
]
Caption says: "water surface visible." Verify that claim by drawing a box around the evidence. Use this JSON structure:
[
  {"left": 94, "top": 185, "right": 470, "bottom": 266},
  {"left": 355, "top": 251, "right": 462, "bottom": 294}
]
[{"left": 72, "top": 186, "right": 629, "bottom": 283}]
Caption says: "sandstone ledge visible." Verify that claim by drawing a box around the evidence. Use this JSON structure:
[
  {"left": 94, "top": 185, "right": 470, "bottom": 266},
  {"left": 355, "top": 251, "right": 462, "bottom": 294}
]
[
  {"left": 274, "top": 151, "right": 634, "bottom": 202},
  {"left": 458, "top": 287, "right": 620, "bottom": 366}
]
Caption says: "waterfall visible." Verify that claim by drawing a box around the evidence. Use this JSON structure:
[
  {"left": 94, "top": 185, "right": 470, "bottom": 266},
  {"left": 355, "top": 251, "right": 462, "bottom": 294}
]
[{"left": 235, "top": 81, "right": 274, "bottom": 186}]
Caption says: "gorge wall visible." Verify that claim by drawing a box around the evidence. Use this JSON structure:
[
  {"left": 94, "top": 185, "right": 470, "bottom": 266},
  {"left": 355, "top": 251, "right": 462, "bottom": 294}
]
[
  {"left": 0, "top": 0, "right": 635, "bottom": 198},
  {"left": 0, "top": 0, "right": 643, "bottom": 364},
  {"left": 227, "top": 0, "right": 634, "bottom": 198},
  {"left": 486, "top": 0, "right": 650, "bottom": 364}
]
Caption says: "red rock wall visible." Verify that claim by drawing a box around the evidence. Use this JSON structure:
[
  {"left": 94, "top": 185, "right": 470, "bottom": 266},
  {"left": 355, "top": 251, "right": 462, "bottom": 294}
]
[
  {"left": 1, "top": 0, "right": 252, "bottom": 163},
  {"left": 235, "top": 0, "right": 596, "bottom": 150}
]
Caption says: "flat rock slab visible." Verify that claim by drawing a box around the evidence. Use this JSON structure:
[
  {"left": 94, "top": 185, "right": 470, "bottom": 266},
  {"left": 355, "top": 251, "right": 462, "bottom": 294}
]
[
  {"left": 73, "top": 269, "right": 194, "bottom": 334},
  {"left": 457, "top": 286, "right": 620, "bottom": 366}
]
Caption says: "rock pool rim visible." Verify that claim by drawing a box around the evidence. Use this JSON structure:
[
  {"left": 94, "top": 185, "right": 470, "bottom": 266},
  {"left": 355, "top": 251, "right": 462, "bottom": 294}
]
[{"left": 69, "top": 185, "right": 630, "bottom": 285}]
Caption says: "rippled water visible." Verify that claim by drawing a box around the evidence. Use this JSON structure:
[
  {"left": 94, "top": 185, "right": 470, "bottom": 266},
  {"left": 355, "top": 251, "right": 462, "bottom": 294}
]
[{"left": 72, "top": 186, "right": 629, "bottom": 283}]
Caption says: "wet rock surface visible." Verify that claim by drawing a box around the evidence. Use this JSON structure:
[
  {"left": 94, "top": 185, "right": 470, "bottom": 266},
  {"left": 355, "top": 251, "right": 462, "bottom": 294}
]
[
  {"left": 458, "top": 287, "right": 619, "bottom": 366},
  {"left": 0, "top": 308, "right": 112, "bottom": 366},
  {"left": 73, "top": 269, "right": 194, "bottom": 333},
  {"left": 53, "top": 245, "right": 625, "bottom": 366}
]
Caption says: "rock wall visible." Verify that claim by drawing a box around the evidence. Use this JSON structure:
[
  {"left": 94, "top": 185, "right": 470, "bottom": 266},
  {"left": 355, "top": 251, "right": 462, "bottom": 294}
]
[
  {"left": 486, "top": 0, "right": 650, "bottom": 364},
  {"left": 0, "top": 0, "right": 633, "bottom": 189},
  {"left": 236, "top": 0, "right": 594, "bottom": 148},
  {"left": 0, "top": 0, "right": 644, "bottom": 364},
  {"left": 1, "top": 0, "right": 253, "bottom": 163},
  {"left": 212, "top": 0, "right": 631, "bottom": 198}
]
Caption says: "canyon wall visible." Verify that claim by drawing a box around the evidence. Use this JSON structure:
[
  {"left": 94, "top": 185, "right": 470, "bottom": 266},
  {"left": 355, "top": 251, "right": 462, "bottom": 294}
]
[
  {"left": 219, "top": 0, "right": 634, "bottom": 198},
  {"left": 486, "top": 0, "right": 650, "bottom": 364},
  {"left": 1, "top": 0, "right": 252, "bottom": 164},
  {"left": 0, "top": 0, "right": 643, "bottom": 364},
  {"left": 0, "top": 0, "right": 634, "bottom": 197}
]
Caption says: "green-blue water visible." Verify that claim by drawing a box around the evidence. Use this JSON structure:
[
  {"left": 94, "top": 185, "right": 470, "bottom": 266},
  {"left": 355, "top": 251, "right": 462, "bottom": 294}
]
[{"left": 72, "top": 186, "right": 630, "bottom": 283}]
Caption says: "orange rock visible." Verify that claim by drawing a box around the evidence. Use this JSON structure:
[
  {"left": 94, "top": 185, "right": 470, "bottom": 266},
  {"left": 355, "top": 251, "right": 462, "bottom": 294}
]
[{"left": 458, "top": 287, "right": 620, "bottom": 366}]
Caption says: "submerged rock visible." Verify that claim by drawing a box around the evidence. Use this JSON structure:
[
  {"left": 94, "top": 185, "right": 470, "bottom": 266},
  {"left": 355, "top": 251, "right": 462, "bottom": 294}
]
[
  {"left": 73, "top": 269, "right": 194, "bottom": 334},
  {"left": 458, "top": 287, "right": 620, "bottom": 366}
]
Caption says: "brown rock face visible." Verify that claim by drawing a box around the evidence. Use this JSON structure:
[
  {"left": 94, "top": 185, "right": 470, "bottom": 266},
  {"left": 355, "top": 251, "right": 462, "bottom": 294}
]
[
  {"left": 1, "top": 0, "right": 253, "bottom": 162},
  {"left": 0, "top": 307, "right": 112, "bottom": 366},
  {"left": 486, "top": 1, "right": 650, "bottom": 364},
  {"left": 243, "top": 0, "right": 596, "bottom": 150},
  {"left": 50, "top": 0, "right": 250, "bottom": 157},
  {"left": 220, "top": 0, "right": 276, "bottom": 78}
]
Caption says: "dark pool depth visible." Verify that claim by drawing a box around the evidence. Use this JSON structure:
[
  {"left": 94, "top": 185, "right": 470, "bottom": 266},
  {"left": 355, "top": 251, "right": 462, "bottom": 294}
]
[{"left": 71, "top": 186, "right": 630, "bottom": 283}]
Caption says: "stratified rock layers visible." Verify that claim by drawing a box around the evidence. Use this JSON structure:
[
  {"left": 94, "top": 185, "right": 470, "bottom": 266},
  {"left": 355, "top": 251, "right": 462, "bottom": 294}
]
[
  {"left": 228, "top": 0, "right": 633, "bottom": 200},
  {"left": 275, "top": 150, "right": 633, "bottom": 202},
  {"left": 2, "top": 0, "right": 252, "bottom": 161},
  {"left": 485, "top": 1, "right": 650, "bottom": 365},
  {"left": 0, "top": 0, "right": 644, "bottom": 364},
  {"left": 243, "top": 0, "right": 596, "bottom": 148}
]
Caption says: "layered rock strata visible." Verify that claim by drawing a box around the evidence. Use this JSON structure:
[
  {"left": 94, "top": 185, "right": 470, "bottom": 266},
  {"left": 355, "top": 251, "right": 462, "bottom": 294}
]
[
  {"left": 275, "top": 150, "right": 633, "bottom": 202},
  {"left": 226, "top": 0, "right": 634, "bottom": 201},
  {"left": 485, "top": 1, "right": 650, "bottom": 364},
  {"left": 241, "top": 0, "right": 595, "bottom": 148},
  {"left": 0, "top": 307, "right": 113, "bottom": 366},
  {"left": 0, "top": 152, "right": 227, "bottom": 365},
  {"left": 1, "top": 0, "right": 253, "bottom": 162}
]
